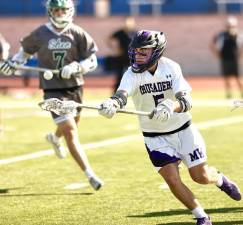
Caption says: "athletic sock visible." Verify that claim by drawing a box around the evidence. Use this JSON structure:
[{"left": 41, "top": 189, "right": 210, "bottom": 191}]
[
  {"left": 216, "top": 173, "right": 223, "bottom": 187},
  {"left": 84, "top": 168, "right": 95, "bottom": 179},
  {"left": 53, "top": 133, "right": 60, "bottom": 142},
  {"left": 192, "top": 206, "right": 208, "bottom": 218}
]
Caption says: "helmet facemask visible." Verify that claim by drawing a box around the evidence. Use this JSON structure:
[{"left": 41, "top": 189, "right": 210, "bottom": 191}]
[
  {"left": 46, "top": 0, "right": 75, "bottom": 29},
  {"left": 128, "top": 30, "right": 166, "bottom": 73}
]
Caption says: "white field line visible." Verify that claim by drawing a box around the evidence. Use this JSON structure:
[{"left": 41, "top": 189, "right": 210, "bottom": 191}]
[
  {"left": 197, "top": 116, "right": 243, "bottom": 129},
  {"left": 64, "top": 183, "right": 89, "bottom": 190},
  {"left": 0, "top": 98, "right": 237, "bottom": 120},
  {"left": 1, "top": 116, "right": 243, "bottom": 166},
  {"left": 3, "top": 110, "right": 99, "bottom": 119},
  {"left": 0, "top": 135, "right": 140, "bottom": 165}
]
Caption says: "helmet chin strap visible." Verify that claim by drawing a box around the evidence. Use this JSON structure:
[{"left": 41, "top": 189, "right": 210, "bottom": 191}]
[{"left": 147, "top": 63, "right": 158, "bottom": 74}]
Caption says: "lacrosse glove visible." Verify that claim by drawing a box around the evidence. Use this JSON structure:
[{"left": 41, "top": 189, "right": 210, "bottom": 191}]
[
  {"left": 0, "top": 60, "right": 17, "bottom": 76},
  {"left": 151, "top": 99, "right": 174, "bottom": 122},
  {"left": 61, "top": 61, "right": 82, "bottom": 79},
  {"left": 99, "top": 98, "right": 120, "bottom": 119}
]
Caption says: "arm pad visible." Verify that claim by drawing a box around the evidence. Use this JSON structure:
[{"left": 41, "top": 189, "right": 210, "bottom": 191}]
[
  {"left": 175, "top": 91, "right": 192, "bottom": 112},
  {"left": 79, "top": 54, "right": 98, "bottom": 74},
  {"left": 111, "top": 90, "right": 128, "bottom": 109}
]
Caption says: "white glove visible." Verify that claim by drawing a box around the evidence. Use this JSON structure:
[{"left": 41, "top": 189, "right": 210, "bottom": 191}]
[
  {"left": 152, "top": 99, "right": 174, "bottom": 122},
  {"left": 0, "top": 60, "right": 17, "bottom": 76},
  {"left": 61, "top": 61, "right": 82, "bottom": 79},
  {"left": 98, "top": 98, "right": 119, "bottom": 119}
]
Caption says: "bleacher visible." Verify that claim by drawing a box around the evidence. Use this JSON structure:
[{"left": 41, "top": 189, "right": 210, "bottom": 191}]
[
  {"left": 128, "top": 0, "right": 166, "bottom": 15},
  {"left": 215, "top": 0, "right": 243, "bottom": 13},
  {"left": 1, "top": 0, "right": 241, "bottom": 16}
]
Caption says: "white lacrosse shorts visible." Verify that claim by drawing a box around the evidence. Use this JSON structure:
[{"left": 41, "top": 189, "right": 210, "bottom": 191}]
[{"left": 144, "top": 124, "right": 207, "bottom": 171}]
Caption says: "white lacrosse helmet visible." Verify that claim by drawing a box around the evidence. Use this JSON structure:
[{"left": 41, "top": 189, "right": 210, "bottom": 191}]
[{"left": 46, "top": 0, "right": 75, "bottom": 29}]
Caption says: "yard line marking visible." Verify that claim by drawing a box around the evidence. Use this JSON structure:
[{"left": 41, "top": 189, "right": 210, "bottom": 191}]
[
  {"left": 0, "top": 98, "right": 236, "bottom": 110},
  {"left": 193, "top": 99, "right": 233, "bottom": 107},
  {"left": 1, "top": 116, "right": 243, "bottom": 165},
  {"left": 0, "top": 150, "right": 54, "bottom": 165},
  {"left": 0, "top": 135, "right": 141, "bottom": 165},
  {"left": 3, "top": 111, "right": 99, "bottom": 119},
  {"left": 159, "top": 183, "right": 169, "bottom": 190},
  {"left": 197, "top": 116, "right": 243, "bottom": 130},
  {"left": 64, "top": 182, "right": 89, "bottom": 190}
]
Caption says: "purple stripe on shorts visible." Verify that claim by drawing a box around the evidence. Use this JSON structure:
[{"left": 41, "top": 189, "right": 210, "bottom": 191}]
[{"left": 145, "top": 144, "right": 181, "bottom": 167}]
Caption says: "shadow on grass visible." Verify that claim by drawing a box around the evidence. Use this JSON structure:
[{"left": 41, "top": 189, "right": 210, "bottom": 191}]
[
  {"left": 0, "top": 187, "right": 24, "bottom": 194},
  {"left": 0, "top": 188, "right": 9, "bottom": 194},
  {"left": 156, "top": 221, "right": 243, "bottom": 225},
  {"left": 0, "top": 192, "right": 94, "bottom": 197},
  {"left": 128, "top": 207, "right": 243, "bottom": 218},
  {"left": 127, "top": 207, "right": 243, "bottom": 225}
]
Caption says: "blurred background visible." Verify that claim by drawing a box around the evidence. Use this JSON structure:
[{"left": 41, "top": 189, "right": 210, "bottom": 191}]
[{"left": 0, "top": 0, "right": 243, "bottom": 92}]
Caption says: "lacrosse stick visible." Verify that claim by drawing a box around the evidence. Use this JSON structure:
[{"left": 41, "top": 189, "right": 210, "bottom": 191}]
[
  {"left": 13, "top": 64, "right": 59, "bottom": 74},
  {"left": 15, "top": 64, "right": 82, "bottom": 80},
  {"left": 13, "top": 64, "right": 59, "bottom": 80},
  {"left": 0, "top": 61, "right": 80, "bottom": 80},
  {"left": 38, "top": 98, "right": 152, "bottom": 117},
  {"left": 231, "top": 100, "right": 243, "bottom": 111},
  {"left": 0, "top": 60, "right": 59, "bottom": 80}
]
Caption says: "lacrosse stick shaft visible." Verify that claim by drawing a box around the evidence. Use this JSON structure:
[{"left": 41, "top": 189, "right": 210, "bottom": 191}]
[
  {"left": 14, "top": 65, "right": 60, "bottom": 74},
  {"left": 38, "top": 98, "right": 151, "bottom": 117},
  {"left": 232, "top": 100, "right": 243, "bottom": 111},
  {"left": 14, "top": 65, "right": 82, "bottom": 78},
  {"left": 0, "top": 60, "right": 82, "bottom": 78},
  {"left": 76, "top": 103, "right": 151, "bottom": 116}
]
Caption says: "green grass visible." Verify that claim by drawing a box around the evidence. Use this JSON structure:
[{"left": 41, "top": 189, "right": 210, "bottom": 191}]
[{"left": 0, "top": 90, "right": 243, "bottom": 225}]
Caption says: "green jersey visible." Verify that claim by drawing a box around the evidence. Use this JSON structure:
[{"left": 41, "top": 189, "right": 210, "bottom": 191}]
[{"left": 21, "top": 23, "right": 98, "bottom": 90}]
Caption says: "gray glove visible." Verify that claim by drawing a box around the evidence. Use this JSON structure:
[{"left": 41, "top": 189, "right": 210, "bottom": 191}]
[{"left": 151, "top": 99, "right": 174, "bottom": 122}]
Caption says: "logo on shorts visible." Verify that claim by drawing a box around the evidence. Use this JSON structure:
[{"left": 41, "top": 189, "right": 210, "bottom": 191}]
[{"left": 189, "top": 148, "right": 204, "bottom": 162}]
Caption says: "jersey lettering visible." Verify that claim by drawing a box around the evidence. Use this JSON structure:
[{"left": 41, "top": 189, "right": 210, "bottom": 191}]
[
  {"left": 152, "top": 94, "right": 164, "bottom": 106},
  {"left": 53, "top": 51, "right": 67, "bottom": 69},
  {"left": 139, "top": 80, "right": 172, "bottom": 95},
  {"left": 48, "top": 38, "right": 71, "bottom": 50}
]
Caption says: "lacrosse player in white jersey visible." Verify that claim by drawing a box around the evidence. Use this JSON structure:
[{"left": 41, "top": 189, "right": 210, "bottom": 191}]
[
  {"left": 0, "top": 0, "right": 103, "bottom": 191},
  {"left": 99, "top": 30, "right": 241, "bottom": 225}
]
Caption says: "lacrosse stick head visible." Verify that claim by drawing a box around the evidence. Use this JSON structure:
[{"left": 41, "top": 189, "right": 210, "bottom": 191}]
[
  {"left": 231, "top": 100, "right": 243, "bottom": 111},
  {"left": 38, "top": 98, "right": 78, "bottom": 116}
]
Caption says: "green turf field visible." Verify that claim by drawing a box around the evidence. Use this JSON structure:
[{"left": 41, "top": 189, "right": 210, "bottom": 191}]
[{"left": 0, "top": 90, "right": 243, "bottom": 225}]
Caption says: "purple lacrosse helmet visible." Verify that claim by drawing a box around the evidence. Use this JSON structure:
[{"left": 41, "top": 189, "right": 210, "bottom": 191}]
[{"left": 128, "top": 30, "right": 166, "bottom": 73}]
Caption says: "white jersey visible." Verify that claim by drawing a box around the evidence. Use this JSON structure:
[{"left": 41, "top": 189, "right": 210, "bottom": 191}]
[{"left": 118, "top": 57, "right": 192, "bottom": 133}]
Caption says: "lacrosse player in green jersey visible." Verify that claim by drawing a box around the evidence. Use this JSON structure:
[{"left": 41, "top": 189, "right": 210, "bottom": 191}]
[{"left": 0, "top": 0, "right": 103, "bottom": 190}]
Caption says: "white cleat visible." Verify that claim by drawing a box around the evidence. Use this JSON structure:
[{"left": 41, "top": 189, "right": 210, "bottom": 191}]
[
  {"left": 46, "top": 133, "right": 67, "bottom": 159},
  {"left": 89, "top": 176, "right": 104, "bottom": 191}
]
